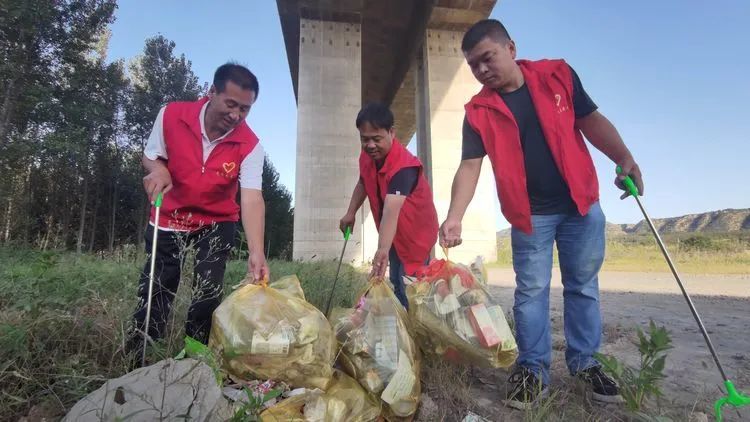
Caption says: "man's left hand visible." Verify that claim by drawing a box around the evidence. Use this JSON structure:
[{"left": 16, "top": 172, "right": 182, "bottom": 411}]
[
  {"left": 247, "top": 252, "right": 269, "bottom": 284},
  {"left": 370, "top": 247, "right": 389, "bottom": 278},
  {"left": 615, "top": 156, "right": 644, "bottom": 199}
]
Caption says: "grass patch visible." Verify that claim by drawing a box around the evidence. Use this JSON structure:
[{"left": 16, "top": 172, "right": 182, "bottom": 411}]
[
  {"left": 0, "top": 247, "right": 366, "bottom": 421},
  {"left": 0, "top": 247, "right": 729, "bottom": 421},
  {"left": 418, "top": 359, "right": 476, "bottom": 420},
  {"left": 493, "top": 232, "right": 750, "bottom": 274}
]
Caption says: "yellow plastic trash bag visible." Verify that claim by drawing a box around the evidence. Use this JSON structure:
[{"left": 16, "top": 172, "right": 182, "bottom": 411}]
[
  {"left": 208, "top": 275, "right": 336, "bottom": 390},
  {"left": 269, "top": 274, "right": 307, "bottom": 301},
  {"left": 332, "top": 278, "right": 421, "bottom": 420},
  {"left": 408, "top": 256, "right": 517, "bottom": 368},
  {"left": 259, "top": 369, "right": 381, "bottom": 422},
  {"left": 259, "top": 389, "right": 312, "bottom": 422}
]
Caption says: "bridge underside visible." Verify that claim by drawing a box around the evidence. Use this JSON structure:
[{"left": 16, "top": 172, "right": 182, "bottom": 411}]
[{"left": 278, "top": 0, "right": 499, "bottom": 265}]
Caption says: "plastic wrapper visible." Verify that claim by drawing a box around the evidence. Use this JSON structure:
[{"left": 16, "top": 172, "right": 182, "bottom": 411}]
[
  {"left": 259, "top": 370, "right": 381, "bottom": 422},
  {"left": 208, "top": 275, "right": 336, "bottom": 390},
  {"left": 259, "top": 389, "right": 313, "bottom": 422},
  {"left": 408, "top": 257, "right": 517, "bottom": 368},
  {"left": 332, "top": 278, "right": 421, "bottom": 420}
]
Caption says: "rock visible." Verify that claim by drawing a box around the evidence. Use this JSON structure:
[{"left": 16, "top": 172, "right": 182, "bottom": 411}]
[
  {"left": 462, "top": 411, "right": 491, "bottom": 422},
  {"left": 63, "top": 358, "right": 232, "bottom": 422},
  {"left": 415, "top": 393, "right": 440, "bottom": 421},
  {"left": 688, "top": 411, "right": 708, "bottom": 422}
]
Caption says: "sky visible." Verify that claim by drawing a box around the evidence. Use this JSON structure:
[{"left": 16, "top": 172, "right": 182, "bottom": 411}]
[{"left": 108, "top": 1, "right": 750, "bottom": 229}]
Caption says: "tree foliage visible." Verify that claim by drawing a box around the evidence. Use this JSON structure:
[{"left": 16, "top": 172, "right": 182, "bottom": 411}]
[{"left": 0, "top": 1, "right": 293, "bottom": 256}]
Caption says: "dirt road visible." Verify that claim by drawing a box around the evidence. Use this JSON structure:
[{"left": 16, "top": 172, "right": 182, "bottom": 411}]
[{"left": 465, "top": 269, "right": 750, "bottom": 421}]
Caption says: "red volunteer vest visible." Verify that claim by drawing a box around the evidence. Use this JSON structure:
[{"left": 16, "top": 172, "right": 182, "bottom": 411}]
[
  {"left": 359, "top": 140, "right": 438, "bottom": 275},
  {"left": 465, "top": 59, "right": 599, "bottom": 234},
  {"left": 150, "top": 97, "right": 259, "bottom": 231}
]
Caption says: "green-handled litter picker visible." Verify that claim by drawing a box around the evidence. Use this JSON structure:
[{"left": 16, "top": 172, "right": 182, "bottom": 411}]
[
  {"left": 617, "top": 166, "right": 749, "bottom": 421},
  {"left": 324, "top": 226, "right": 352, "bottom": 317},
  {"left": 141, "top": 192, "right": 163, "bottom": 367}
]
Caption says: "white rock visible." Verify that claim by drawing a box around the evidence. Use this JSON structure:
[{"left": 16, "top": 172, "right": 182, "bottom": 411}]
[{"left": 64, "top": 358, "right": 231, "bottom": 422}]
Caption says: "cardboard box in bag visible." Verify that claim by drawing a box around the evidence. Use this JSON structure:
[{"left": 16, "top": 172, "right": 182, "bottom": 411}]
[{"left": 467, "top": 304, "right": 501, "bottom": 348}]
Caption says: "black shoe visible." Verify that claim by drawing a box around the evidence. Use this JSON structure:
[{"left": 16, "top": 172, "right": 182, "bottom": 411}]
[
  {"left": 503, "top": 366, "right": 549, "bottom": 410},
  {"left": 576, "top": 365, "right": 623, "bottom": 403}
]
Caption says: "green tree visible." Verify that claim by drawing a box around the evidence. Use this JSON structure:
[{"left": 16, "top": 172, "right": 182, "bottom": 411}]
[
  {"left": 262, "top": 157, "right": 294, "bottom": 259},
  {"left": 124, "top": 35, "right": 204, "bottom": 244},
  {"left": 0, "top": 0, "right": 121, "bottom": 249}
]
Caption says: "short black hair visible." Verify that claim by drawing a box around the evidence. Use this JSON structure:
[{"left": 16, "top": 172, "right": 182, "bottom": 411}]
[
  {"left": 355, "top": 102, "right": 394, "bottom": 131},
  {"left": 461, "top": 19, "right": 511, "bottom": 52},
  {"left": 213, "top": 63, "right": 259, "bottom": 98}
]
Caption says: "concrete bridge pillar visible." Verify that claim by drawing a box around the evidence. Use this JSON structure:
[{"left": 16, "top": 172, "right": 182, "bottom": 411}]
[
  {"left": 417, "top": 29, "right": 498, "bottom": 263},
  {"left": 293, "top": 19, "right": 377, "bottom": 265}
]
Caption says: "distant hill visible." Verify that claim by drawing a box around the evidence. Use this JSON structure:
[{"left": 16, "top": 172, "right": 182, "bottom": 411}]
[
  {"left": 607, "top": 208, "right": 750, "bottom": 236},
  {"left": 497, "top": 208, "right": 750, "bottom": 239}
]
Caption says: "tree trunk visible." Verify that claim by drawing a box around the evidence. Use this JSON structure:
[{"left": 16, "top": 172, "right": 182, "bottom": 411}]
[
  {"left": 108, "top": 147, "right": 119, "bottom": 252},
  {"left": 108, "top": 182, "right": 117, "bottom": 252},
  {"left": 2, "top": 176, "right": 17, "bottom": 243},
  {"left": 52, "top": 224, "right": 62, "bottom": 250},
  {"left": 19, "top": 163, "right": 32, "bottom": 244},
  {"left": 136, "top": 195, "right": 147, "bottom": 247},
  {"left": 61, "top": 200, "right": 72, "bottom": 249},
  {"left": 3, "top": 197, "right": 12, "bottom": 243},
  {"left": 88, "top": 181, "right": 100, "bottom": 253},
  {"left": 76, "top": 176, "right": 89, "bottom": 254},
  {"left": 41, "top": 215, "right": 53, "bottom": 250},
  {"left": 0, "top": 78, "right": 17, "bottom": 144}
]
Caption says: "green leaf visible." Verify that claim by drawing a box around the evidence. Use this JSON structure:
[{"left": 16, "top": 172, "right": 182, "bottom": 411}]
[
  {"left": 262, "top": 388, "right": 283, "bottom": 402},
  {"left": 182, "top": 335, "right": 223, "bottom": 384},
  {"left": 637, "top": 327, "right": 649, "bottom": 355},
  {"left": 652, "top": 355, "right": 666, "bottom": 373},
  {"left": 592, "top": 321, "right": 673, "bottom": 413},
  {"left": 184, "top": 336, "right": 211, "bottom": 358}
]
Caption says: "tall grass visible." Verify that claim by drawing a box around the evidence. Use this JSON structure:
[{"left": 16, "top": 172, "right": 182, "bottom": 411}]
[
  {"left": 0, "top": 247, "right": 365, "bottom": 420},
  {"left": 495, "top": 232, "right": 750, "bottom": 274}
]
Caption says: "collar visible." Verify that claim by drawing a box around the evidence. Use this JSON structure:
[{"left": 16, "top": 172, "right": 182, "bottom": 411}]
[{"left": 199, "top": 100, "right": 233, "bottom": 143}]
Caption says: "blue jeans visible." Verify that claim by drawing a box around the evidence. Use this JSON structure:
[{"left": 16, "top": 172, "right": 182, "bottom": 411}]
[
  {"left": 388, "top": 247, "right": 412, "bottom": 309},
  {"left": 511, "top": 202, "right": 606, "bottom": 384}
]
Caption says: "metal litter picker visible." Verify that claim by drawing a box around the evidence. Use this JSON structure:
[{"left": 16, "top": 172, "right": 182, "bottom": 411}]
[
  {"left": 617, "top": 167, "right": 749, "bottom": 421},
  {"left": 141, "top": 192, "right": 163, "bottom": 367},
  {"left": 324, "top": 226, "right": 352, "bottom": 317}
]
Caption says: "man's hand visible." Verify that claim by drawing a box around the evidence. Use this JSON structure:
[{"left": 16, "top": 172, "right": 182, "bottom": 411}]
[
  {"left": 615, "top": 156, "right": 644, "bottom": 199},
  {"left": 247, "top": 252, "right": 269, "bottom": 283},
  {"left": 143, "top": 167, "right": 173, "bottom": 203},
  {"left": 370, "top": 247, "right": 389, "bottom": 278},
  {"left": 339, "top": 212, "right": 355, "bottom": 235},
  {"left": 439, "top": 218, "right": 463, "bottom": 248}
]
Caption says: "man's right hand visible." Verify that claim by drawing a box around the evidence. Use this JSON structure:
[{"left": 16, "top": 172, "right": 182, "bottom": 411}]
[
  {"left": 339, "top": 212, "right": 355, "bottom": 235},
  {"left": 439, "top": 218, "right": 463, "bottom": 248},
  {"left": 143, "top": 167, "right": 173, "bottom": 204}
]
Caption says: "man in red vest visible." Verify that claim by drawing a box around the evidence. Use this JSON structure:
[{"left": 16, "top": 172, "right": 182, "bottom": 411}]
[
  {"left": 339, "top": 103, "right": 438, "bottom": 308},
  {"left": 126, "top": 63, "right": 268, "bottom": 361},
  {"left": 440, "top": 20, "right": 644, "bottom": 408}
]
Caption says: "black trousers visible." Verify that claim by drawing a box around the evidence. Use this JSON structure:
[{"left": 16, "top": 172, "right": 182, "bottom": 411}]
[{"left": 130, "top": 222, "right": 235, "bottom": 348}]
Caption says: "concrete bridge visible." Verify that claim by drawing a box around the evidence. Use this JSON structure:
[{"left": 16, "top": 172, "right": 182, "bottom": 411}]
[{"left": 277, "top": 0, "right": 499, "bottom": 265}]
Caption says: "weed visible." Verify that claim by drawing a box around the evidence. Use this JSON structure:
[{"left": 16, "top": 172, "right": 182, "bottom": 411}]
[
  {"left": 229, "top": 388, "right": 283, "bottom": 422},
  {"left": 596, "top": 320, "right": 673, "bottom": 412},
  {"left": 523, "top": 388, "right": 561, "bottom": 422}
]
